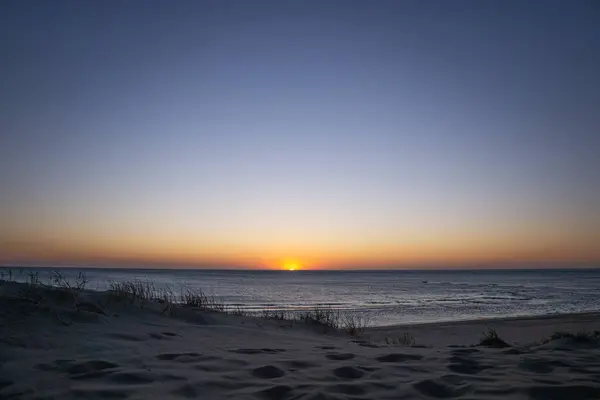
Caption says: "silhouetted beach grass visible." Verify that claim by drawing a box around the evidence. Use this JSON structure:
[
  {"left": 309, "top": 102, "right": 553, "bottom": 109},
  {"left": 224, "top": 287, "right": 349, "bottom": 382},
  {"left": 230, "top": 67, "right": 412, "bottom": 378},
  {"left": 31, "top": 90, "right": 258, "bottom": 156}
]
[{"left": 1, "top": 268, "right": 371, "bottom": 336}]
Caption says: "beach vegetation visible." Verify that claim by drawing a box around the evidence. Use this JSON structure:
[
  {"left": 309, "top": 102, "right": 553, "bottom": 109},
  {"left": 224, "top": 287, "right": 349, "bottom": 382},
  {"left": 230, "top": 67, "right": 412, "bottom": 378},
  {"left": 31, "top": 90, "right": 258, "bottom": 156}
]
[
  {"left": 542, "top": 330, "right": 600, "bottom": 344},
  {"left": 384, "top": 332, "right": 416, "bottom": 346},
  {"left": 479, "top": 328, "right": 510, "bottom": 348},
  {"left": 261, "top": 309, "right": 290, "bottom": 320},
  {"left": 51, "top": 270, "right": 89, "bottom": 292},
  {"left": 4, "top": 272, "right": 373, "bottom": 336}
]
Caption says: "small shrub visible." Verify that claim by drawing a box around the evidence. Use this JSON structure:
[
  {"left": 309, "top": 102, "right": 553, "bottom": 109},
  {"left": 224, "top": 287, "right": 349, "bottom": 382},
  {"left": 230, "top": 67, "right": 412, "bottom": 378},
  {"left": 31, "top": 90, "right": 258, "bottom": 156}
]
[
  {"left": 543, "top": 331, "right": 600, "bottom": 344},
  {"left": 341, "top": 312, "right": 371, "bottom": 336},
  {"left": 479, "top": 328, "right": 510, "bottom": 348},
  {"left": 572, "top": 331, "right": 599, "bottom": 342}
]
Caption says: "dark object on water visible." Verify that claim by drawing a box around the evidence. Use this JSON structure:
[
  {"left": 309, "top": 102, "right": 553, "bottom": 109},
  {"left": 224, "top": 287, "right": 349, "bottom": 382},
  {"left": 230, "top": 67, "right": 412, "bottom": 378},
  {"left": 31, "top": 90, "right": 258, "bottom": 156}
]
[{"left": 422, "top": 280, "right": 428, "bottom": 283}]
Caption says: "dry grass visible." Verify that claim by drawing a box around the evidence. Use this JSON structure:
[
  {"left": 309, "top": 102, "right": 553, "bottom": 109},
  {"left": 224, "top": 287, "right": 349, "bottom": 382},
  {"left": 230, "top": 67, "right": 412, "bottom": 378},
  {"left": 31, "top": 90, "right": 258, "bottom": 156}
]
[
  {"left": 341, "top": 312, "right": 371, "bottom": 336},
  {"left": 1, "top": 269, "right": 106, "bottom": 326},
  {"left": 296, "top": 307, "right": 371, "bottom": 335},
  {"left": 108, "top": 280, "right": 159, "bottom": 302},
  {"left": 107, "top": 281, "right": 239, "bottom": 316},
  {"left": 299, "top": 306, "right": 341, "bottom": 329},
  {"left": 180, "top": 288, "right": 226, "bottom": 312},
  {"left": 261, "top": 309, "right": 291, "bottom": 320},
  {"left": 479, "top": 328, "right": 510, "bottom": 348},
  {"left": 384, "top": 332, "right": 416, "bottom": 346},
  {"left": 0, "top": 267, "right": 17, "bottom": 282},
  {"left": 27, "top": 271, "right": 42, "bottom": 286},
  {"left": 3, "top": 271, "right": 372, "bottom": 335},
  {"left": 229, "top": 306, "right": 246, "bottom": 316},
  {"left": 51, "top": 270, "right": 89, "bottom": 292}
]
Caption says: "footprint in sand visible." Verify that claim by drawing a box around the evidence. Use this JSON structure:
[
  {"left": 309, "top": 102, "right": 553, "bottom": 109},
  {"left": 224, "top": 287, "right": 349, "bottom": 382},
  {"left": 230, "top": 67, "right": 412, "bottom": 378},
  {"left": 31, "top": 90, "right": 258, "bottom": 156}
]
[
  {"left": 194, "top": 358, "right": 249, "bottom": 372},
  {"left": 36, "top": 359, "right": 74, "bottom": 371},
  {"left": 156, "top": 352, "right": 205, "bottom": 363},
  {"left": 325, "top": 353, "right": 356, "bottom": 361},
  {"left": 172, "top": 384, "right": 198, "bottom": 398},
  {"left": 332, "top": 366, "right": 365, "bottom": 380},
  {"left": 326, "top": 383, "right": 366, "bottom": 396},
  {"left": 148, "top": 332, "right": 178, "bottom": 340},
  {"left": 70, "top": 388, "right": 130, "bottom": 399},
  {"left": 108, "top": 371, "right": 155, "bottom": 384},
  {"left": 106, "top": 370, "right": 187, "bottom": 384},
  {"left": 70, "top": 370, "right": 116, "bottom": 381},
  {"left": 64, "top": 360, "right": 119, "bottom": 375},
  {"left": 413, "top": 379, "right": 470, "bottom": 398},
  {"left": 376, "top": 353, "right": 423, "bottom": 363},
  {"left": 229, "top": 348, "right": 286, "bottom": 355},
  {"left": 447, "top": 355, "right": 492, "bottom": 374},
  {"left": 106, "top": 332, "right": 146, "bottom": 342},
  {"left": 518, "top": 358, "right": 555, "bottom": 374},
  {"left": 252, "top": 365, "right": 286, "bottom": 379},
  {"left": 281, "top": 360, "right": 320, "bottom": 369},
  {"left": 351, "top": 339, "right": 381, "bottom": 348},
  {"left": 357, "top": 365, "right": 380, "bottom": 372},
  {"left": 37, "top": 359, "right": 120, "bottom": 381},
  {"left": 255, "top": 385, "right": 293, "bottom": 400}
]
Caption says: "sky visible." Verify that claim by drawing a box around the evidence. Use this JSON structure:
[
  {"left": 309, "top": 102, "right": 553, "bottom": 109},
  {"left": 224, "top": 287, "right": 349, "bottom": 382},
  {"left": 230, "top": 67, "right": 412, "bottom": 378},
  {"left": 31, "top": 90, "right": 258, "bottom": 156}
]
[{"left": 1, "top": 0, "right": 599, "bottom": 270}]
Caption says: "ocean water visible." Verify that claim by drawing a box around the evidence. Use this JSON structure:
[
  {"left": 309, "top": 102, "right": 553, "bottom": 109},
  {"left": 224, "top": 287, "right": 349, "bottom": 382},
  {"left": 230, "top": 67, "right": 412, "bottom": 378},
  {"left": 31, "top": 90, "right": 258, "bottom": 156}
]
[{"left": 4, "top": 267, "right": 600, "bottom": 326}]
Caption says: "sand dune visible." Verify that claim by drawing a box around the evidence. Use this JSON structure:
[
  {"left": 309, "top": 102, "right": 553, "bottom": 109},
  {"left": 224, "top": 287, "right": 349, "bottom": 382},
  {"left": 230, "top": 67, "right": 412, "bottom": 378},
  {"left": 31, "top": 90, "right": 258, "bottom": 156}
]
[{"left": 1, "top": 280, "right": 600, "bottom": 399}]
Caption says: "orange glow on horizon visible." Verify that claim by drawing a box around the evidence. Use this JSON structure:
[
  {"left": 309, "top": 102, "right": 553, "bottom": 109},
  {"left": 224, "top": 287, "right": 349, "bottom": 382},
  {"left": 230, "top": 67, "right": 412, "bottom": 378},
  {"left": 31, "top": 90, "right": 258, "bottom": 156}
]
[
  {"left": 282, "top": 260, "right": 303, "bottom": 271},
  {"left": 1, "top": 231, "right": 600, "bottom": 269}
]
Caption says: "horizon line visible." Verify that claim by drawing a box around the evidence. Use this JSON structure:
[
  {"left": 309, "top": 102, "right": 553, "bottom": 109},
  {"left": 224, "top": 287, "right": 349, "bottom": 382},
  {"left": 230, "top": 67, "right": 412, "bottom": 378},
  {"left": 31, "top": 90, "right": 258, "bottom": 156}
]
[{"left": 3, "top": 264, "right": 600, "bottom": 272}]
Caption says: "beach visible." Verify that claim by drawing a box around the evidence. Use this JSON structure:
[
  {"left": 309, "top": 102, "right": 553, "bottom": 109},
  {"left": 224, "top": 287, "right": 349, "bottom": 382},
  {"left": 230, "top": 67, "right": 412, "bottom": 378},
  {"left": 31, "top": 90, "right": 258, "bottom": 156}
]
[
  {"left": 2, "top": 280, "right": 600, "bottom": 399},
  {"left": 3, "top": 1, "right": 599, "bottom": 399}
]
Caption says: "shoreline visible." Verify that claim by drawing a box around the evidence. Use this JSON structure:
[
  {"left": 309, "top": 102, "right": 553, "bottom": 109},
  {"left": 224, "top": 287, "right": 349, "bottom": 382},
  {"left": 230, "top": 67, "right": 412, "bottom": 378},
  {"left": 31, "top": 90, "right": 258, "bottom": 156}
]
[
  {"left": 365, "top": 311, "right": 600, "bottom": 347},
  {"left": 3, "top": 272, "right": 599, "bottom": 330},
  {"left": 369, "top": 310, "right": 600, "bottom": 330}
]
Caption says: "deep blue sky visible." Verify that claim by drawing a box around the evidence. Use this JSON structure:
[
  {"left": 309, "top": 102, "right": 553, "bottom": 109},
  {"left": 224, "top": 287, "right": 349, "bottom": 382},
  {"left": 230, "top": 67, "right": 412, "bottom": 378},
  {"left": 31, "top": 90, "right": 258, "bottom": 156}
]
[{"left": 1, "top": 1, "right": 599, "bottom": 268}]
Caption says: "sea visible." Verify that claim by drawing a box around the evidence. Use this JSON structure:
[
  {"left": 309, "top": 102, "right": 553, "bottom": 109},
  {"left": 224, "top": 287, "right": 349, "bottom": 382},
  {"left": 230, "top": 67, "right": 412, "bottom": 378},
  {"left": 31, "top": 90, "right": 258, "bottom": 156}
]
[{"left": 3, "top": 267, "right": 600, "bottom": 327}]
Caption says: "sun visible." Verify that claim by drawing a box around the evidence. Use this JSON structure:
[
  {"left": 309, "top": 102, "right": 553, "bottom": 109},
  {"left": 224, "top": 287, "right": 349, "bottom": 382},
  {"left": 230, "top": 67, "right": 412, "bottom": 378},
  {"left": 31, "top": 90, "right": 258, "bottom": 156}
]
[{"left": 283, "top": 261, "right": 301, "bottom": 271}]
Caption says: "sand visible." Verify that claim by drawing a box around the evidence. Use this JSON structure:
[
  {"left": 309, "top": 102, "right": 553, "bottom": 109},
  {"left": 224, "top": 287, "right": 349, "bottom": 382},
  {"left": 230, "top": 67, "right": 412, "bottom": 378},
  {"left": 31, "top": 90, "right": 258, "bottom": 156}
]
[{"left": 1, "top": 280, "right": 600, "bottom": 399}]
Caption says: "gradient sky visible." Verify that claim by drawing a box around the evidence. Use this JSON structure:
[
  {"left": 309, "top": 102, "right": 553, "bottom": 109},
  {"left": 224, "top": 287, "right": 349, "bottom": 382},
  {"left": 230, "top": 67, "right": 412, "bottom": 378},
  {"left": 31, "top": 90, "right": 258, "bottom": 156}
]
[{"left": 1, "top": 0, "right": 599, "bottom": 269}]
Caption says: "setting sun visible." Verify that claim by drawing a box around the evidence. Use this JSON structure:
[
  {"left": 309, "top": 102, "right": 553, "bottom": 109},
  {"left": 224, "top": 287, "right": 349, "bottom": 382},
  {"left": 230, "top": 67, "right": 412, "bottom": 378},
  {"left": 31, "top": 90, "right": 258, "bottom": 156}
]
[{"left": 283, "top": 261, "right": 301, "bottom": 271}]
